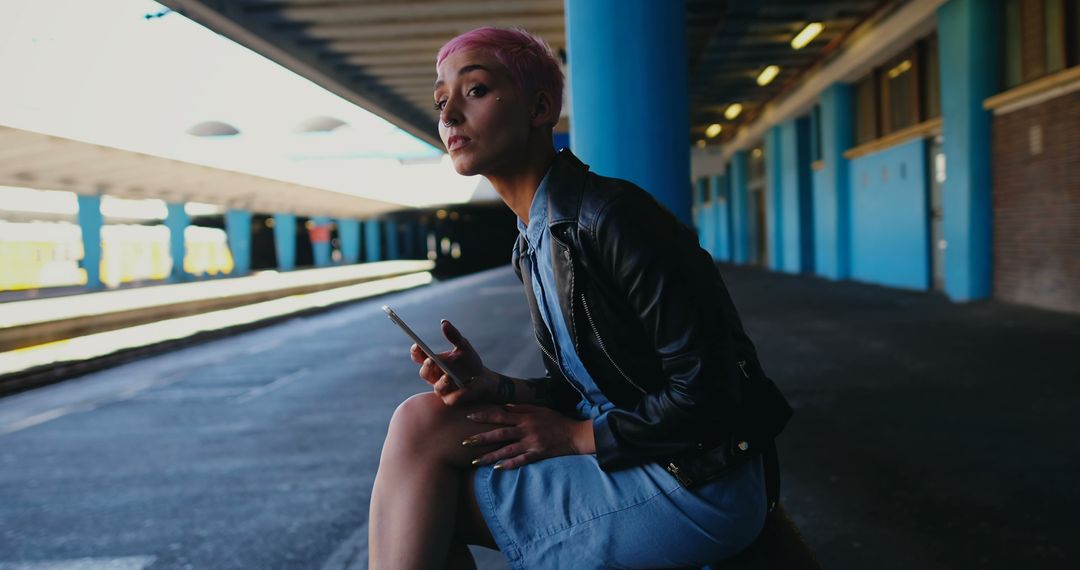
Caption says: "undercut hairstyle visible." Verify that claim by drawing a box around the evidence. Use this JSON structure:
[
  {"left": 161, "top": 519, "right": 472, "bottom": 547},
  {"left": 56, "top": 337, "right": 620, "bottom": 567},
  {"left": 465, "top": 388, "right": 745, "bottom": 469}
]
[{"left": 436, "top": 27, "right": 564, "bottom": 126}]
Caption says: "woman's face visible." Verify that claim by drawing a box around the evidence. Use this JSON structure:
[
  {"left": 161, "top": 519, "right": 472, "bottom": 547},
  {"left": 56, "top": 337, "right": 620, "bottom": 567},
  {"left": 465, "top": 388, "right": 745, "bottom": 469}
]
[{"left": 434, "top": 50, "right": 531, "bottom": 177}]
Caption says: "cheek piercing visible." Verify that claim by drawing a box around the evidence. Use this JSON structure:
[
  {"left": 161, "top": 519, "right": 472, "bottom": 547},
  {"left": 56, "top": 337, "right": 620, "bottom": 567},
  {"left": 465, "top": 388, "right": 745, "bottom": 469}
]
[{"left": 496, "top": 97, "right": 501, "bottom": 101}]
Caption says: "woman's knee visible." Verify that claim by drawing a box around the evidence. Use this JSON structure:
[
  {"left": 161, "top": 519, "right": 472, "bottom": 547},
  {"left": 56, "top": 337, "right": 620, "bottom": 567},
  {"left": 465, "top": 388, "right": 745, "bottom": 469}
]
[{"left": 386, "top": 392, "right": 455, "bottom": 451}]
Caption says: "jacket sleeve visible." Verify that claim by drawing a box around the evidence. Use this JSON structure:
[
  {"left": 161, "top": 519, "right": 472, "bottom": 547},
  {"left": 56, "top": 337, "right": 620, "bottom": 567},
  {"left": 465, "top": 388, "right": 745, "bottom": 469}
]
[{"left": 588, "top": 190, "right": 743, "bottom": 471}]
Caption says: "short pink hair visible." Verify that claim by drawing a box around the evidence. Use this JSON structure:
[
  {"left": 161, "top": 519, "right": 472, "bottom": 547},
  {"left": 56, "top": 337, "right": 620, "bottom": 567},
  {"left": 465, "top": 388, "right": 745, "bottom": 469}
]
[{"left": 436, "top": 27, "right": 564, "bottom": 126}]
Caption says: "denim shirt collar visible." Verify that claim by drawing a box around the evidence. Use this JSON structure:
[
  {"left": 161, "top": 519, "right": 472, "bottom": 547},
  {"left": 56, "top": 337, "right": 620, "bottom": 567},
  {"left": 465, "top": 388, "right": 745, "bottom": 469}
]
[{"left": 515, "top": 168, "right": 552, "bottom": 255}]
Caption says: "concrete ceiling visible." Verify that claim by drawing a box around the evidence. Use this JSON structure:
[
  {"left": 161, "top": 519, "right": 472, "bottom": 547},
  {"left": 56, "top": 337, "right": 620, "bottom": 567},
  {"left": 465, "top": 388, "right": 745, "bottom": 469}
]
[
  {"left": 159, "top": 0, "right": 892, "bottom": 150},
  {"left": 0, "top": 125, "right": 403, "bottom": 218}
]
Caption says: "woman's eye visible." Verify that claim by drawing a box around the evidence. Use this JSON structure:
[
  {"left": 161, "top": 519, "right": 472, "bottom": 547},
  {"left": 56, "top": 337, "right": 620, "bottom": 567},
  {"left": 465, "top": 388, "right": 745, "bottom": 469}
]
[
  {"left": 433, "top": 99, "right": 446, "bottom": 111},
  {"left": 468, "top": 85, "right": 488, "bottom": 97}
]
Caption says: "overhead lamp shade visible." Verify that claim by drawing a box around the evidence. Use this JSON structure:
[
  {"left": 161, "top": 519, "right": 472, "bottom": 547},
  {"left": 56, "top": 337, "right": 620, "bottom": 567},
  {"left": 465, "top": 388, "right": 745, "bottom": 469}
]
[
  {"left": 186, "top": 121, "right": 240, "bottom": 137},
  {"left": 294, "top": 116, "right": 348, "bottom": 133}
]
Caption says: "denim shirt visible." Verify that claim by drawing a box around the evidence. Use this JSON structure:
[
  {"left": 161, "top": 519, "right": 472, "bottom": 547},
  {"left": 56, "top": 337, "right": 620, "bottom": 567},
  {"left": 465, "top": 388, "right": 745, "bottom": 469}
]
[{"left": 517, "top": 171, "right": 616, "bottom": 419}]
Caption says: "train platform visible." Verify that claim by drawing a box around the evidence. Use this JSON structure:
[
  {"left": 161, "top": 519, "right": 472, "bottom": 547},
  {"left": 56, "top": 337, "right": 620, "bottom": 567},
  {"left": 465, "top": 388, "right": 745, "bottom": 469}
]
[
  {"left": 0, "top": 264, "right": 1077, "bottom": 569},
  {"left": 0, "top": 261, "right": 435, "bottom": 393}
]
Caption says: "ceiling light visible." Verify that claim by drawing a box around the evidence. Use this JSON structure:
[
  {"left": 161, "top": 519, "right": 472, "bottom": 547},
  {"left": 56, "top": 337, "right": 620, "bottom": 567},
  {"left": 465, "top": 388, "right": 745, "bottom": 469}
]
[
  {"left": 696, "top": 139, "right": 707, "bottom": 149},
  {"left": 791, "top": 22, "right": 824, "bottom": 50},
  {"left": 756, "top": 65, "right": 780, "bottom": 86},
  {"left": 886, "top": 59, "right": 913, "bottom": 79},
  {"left": 724, "top": 103, "right": 743, "bottom": 120},
  {"left": 752, "top": 148, "right": 763, "bottom": 158},
  {"left": 705, "top": 123, "right": 723, "bottom": 138}
]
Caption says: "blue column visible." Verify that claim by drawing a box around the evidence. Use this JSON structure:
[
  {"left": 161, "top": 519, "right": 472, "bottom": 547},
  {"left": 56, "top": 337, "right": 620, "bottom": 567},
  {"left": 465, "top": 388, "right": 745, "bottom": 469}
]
[
  {"left": 77, "top": 194, "right": 103, "bottom": 289},
  {"left": 310, "top": 215, "right": 332, "bottom": 267},
  {"left": 565, "top": 0, "right": 692, "bottom": 225},
  {"left": 364, "top": 219, "right": 382, "bottom": 262},
  {"left": 812, "top": 84, "right": 854, "bottom": 280},
  {"left": 712, "top": 173, "right": 731, "bottom": 262},
  {"left": 938, "top": 0, "right": 999, "bottom": 301},
  {"left": 764, "top": 125, "right": 785, "bottom": 271},
  {"left": 384, "top": 219, "right": 400, "bottom": 260},
  {"left": 730, "top": 151, "right": 750, "bottom": 264},
  {"left": 225, "top": 209, "right": 252, "bottom": 276},
  {"left": 165, "top": 202, "right": 190, "bottom": 282},
  {"left": 337, "top": 218, "right": 360, "bottom": 264},
  {"left": 273, "top": 213, "right": 296, "bottom": 271},
  {"left": 778, "top": 116, "right": 814, "bottom": 274}
]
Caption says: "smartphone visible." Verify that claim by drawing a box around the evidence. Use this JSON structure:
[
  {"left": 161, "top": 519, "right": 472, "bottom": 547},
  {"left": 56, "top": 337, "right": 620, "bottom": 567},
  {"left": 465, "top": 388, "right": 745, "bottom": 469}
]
[{"left": 381, "top": 305, "right": 466, "bottom": 390}]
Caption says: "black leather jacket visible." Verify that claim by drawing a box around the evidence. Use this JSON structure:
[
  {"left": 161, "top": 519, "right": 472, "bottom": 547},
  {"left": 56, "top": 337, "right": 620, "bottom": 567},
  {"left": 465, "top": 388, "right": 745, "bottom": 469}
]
[{"left": 512, "top": 149, "right": 792, "bottom": 491}]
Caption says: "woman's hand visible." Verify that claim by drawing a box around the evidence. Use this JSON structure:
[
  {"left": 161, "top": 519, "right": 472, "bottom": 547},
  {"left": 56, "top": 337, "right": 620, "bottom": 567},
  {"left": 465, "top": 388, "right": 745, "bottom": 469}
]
[
  {"left": 462, "top": 404, "right": 596, "bottom": 469},
  {"left": 411, "top": 319, "right": 496, "bottom": 406}
]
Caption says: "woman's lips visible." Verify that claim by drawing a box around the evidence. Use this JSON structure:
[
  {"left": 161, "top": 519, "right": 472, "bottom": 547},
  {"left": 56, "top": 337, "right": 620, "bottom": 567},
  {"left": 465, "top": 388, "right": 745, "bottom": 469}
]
[{"left": 447, "top": 136, "right": 471, "bottom": 151}]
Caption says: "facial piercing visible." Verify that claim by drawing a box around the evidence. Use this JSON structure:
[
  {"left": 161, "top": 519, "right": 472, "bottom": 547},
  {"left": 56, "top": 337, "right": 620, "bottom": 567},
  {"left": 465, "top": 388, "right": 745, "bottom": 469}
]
[{"left": 496, "top": 97, "right": 501, "bottom": 101}]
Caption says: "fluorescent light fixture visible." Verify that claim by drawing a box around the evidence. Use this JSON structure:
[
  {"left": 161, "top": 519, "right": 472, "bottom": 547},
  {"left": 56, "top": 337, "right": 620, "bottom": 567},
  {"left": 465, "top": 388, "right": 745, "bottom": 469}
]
[
  {"left": 757, "top": 65, "right": 781, "bottom": 86},
  {"left": 791, "top": 22, "right": 824, "bottom": 50},
  {"left": 705, "top": 123, "right": 723, "bottom": 138},
  {"left": 724, "top": 103, "right": 743, "bottom": 120},
  {"left": 887, "top": 59, "right": 913, "bottom": 79}
]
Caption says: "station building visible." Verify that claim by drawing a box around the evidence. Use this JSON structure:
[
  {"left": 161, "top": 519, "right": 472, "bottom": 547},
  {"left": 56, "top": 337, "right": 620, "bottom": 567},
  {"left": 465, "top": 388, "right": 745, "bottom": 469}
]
[{"left": 690, "top": 0, "right": 1079, "bottom": 315}]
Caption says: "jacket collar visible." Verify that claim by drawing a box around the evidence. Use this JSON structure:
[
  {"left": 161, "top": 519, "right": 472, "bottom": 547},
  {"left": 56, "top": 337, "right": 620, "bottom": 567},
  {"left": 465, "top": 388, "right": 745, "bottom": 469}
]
[{"left": 544, "top": 148, "right": 590, "bottom": 227}]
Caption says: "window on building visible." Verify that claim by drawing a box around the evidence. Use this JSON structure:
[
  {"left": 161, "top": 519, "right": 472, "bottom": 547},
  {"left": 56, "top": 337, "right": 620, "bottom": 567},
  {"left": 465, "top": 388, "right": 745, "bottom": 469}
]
[
  {"left": 1003, "top": 0, "right": 1079, "bottom": 90},
  {"left": 854, "top": 74, "right": 879, "bottom": 145},
  {"left": 880, "top": 47, "right": 920, "bottom": 134},
  {"left": 922, "top": 34, "right": 941, "bottom": 119}
]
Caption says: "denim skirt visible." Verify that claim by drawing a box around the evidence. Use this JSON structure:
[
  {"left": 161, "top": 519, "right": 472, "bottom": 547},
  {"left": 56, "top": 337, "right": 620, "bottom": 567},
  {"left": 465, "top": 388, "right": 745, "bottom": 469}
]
[{"left": 472, "top": 450, "right": 766, "bottom": 569}]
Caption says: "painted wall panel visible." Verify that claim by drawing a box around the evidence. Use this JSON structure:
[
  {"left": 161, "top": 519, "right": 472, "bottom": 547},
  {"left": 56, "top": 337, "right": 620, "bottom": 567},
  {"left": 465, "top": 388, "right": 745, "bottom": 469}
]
[
  {"left": 712, "top": 174, "right": 731, "bottom": 261},
  {"left": 848, "top": 138, "right": 930, "bottom": 290}
]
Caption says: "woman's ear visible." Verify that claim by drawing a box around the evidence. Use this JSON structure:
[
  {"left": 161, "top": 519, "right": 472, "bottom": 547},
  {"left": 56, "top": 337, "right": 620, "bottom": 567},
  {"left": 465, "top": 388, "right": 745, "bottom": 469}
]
[{"left": 530, "top": 91, "right": 557, "bottom": 127}]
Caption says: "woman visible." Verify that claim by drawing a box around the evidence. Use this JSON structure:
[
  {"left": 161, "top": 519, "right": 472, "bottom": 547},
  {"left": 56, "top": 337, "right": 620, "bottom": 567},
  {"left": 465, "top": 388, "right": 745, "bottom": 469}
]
[{"left": 368, "top": 27, "right": 792, "bottom": 570}]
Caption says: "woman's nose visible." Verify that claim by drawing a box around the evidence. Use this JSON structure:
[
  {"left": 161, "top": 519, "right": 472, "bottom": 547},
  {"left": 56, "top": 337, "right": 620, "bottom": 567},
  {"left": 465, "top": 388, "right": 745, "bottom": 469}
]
[{"left": 440, "top": 97, "right": 462, "bottom": 127}]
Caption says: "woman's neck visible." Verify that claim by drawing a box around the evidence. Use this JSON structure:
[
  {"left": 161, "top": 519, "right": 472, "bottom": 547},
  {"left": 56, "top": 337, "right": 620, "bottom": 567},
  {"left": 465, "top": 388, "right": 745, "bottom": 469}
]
[{"left": 486, "top": 143, "right": 557, "bottom": 226}]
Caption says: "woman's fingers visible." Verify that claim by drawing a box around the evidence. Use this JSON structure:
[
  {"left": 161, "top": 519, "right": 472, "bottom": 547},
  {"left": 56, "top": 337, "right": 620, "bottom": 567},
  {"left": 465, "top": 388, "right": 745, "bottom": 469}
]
[
  {"left": 462, "top": 427, "right": 519, "bottom": 447},
  {"left": 493, "top": 450, "right": 540, "bottom": 470},
  {"left": 471, "top": 443, "right": 525, "bottom": 467},
  {"left": 465, "top": 409, "right": 517, "bottom": 426},
  {"left": 409, "top": 344, "right": 425, "bottom": 364}
]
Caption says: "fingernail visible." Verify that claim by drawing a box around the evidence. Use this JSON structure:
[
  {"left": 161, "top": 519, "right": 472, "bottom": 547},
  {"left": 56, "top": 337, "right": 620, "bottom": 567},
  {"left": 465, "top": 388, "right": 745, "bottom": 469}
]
[
  {"left": 492, "top": 463, "right": 503, "bottom": 470},
  {"left": 466, "top": 413, "right": 478, "bottom": 421},
  {"left": 461, "top": 438, "right": 477, "bottom": 446},
  {"left": 471, "top": 459, "right": 481, "bottom": 465}
]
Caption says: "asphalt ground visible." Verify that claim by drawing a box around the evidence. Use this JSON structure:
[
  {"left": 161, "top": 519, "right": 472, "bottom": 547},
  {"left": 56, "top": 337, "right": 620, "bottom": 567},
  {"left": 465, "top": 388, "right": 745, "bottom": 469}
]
[{"left": 1, "top": 264, "right": 1077, "bottom": 569}]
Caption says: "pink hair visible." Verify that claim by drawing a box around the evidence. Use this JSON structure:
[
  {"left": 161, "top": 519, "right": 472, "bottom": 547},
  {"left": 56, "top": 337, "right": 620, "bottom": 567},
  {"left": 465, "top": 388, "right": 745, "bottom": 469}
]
[{"left": 436, "top": 27, "right": 564, "bottom": 125}]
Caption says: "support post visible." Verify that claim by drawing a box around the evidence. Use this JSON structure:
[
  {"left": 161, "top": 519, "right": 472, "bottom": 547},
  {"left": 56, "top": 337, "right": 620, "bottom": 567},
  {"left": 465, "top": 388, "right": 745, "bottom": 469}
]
[{"left": 565, "top": 0, "right": 692, "bottom": 225}]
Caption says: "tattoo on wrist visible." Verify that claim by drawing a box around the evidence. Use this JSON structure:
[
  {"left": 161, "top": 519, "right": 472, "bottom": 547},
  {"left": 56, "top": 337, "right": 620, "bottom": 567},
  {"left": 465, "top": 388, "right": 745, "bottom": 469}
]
[{"left": 495, "top": 374, "right": 516, "bottom": 403}]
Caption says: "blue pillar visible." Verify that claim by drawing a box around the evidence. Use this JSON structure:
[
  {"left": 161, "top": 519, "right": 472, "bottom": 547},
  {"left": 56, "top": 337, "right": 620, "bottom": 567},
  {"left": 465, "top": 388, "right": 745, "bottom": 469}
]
[
  {"left": 566, "top": 0, "right": 692, "bottom": 225},
  {"left": 165, "top": 202, "right": 190, "bottom": 281},
  {"left": 712, "top": 173, "right": 731, "bottom": 262},
  {"left": 225, "top": 209, "right": 252, "bottom": 276},
  {"left": 273, "top": 213, "right": 296, "bottom": 271},
  {"left": 77, "top": 194, "right": 103, "bottom": 289},
  {"left": 764, "top": 125, "right": 785, "bottom": 271},
  {"left": 338, "top": 218, "right": 360, "bottom": 264},
  {"left": 310, "top": 215, "right": 332, "bottom": 267},
  {"left": 730, "top": 151, "right": 751, "bottom": 264},
  {"left": 938, "top": 0, "right": 999, "bottom": 301},
  {"left": 364, "top": 219, "right": 382, "bottom": 262},
  {"left": 812, "top": 84, "right": 854, "bottom": 280},
  {"left": 384, "top": 219, "right": 400, "bottom": 260},
  {"left": 778, "top": 117, "right": 814, "bottom": 274}
]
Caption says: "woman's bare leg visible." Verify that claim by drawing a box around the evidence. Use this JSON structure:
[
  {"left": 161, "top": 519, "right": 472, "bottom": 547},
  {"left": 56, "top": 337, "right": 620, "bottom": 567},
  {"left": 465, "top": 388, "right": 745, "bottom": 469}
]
[{"left": 369, "top": 392, "right": 501, "bottom": 570}]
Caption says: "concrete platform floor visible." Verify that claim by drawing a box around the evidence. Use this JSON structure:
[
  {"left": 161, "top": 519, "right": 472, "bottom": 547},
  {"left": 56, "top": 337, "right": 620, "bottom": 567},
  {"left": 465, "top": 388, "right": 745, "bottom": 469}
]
[{"left": 0, "top": 264, "right": 1076, "bottom": 569}]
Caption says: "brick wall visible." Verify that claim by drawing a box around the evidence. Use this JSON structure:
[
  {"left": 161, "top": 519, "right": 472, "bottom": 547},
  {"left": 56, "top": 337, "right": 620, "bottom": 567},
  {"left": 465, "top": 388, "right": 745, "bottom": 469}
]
[{"left": 991, "top": 89, "right": 1080, "bottom": 314}]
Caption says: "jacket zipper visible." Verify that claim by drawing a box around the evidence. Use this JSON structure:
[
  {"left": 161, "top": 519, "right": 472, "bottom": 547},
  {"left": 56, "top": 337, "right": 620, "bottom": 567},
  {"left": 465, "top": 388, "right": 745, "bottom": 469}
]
[
  {"left": 580, "top": 292, "right": 648, "bottom": 395},
  {"left": 737, "top": 360, "right": 750, "bottom": 379},
  {"left": 533, "top": 330, "right": 589, "bottom": 403}
]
